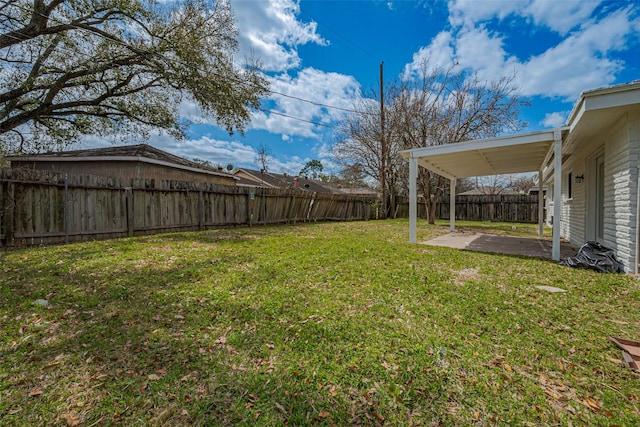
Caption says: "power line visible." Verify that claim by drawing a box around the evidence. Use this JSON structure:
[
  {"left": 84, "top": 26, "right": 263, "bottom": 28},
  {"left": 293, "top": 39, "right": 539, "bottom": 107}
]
[
  {"left": 259, "top": 108, "right": 338, "bottom": 130},
  {"left": 268, "top": 89, "right": 366, "bottom": 115}
]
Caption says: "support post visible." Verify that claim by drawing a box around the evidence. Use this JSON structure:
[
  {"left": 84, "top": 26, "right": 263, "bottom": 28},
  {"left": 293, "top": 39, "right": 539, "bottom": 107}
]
[
  {"left": 552, "top": 131, "right": 562, "bottom": 261},
  {"left": 538, "top": 169, "right": 544, "bottom": 238},
  {"left": 380, "top": 61, "right": 387, "bottom": 219},
  {"left": 450, "top": 177, "right": 456, "bottom": 232},
  {"left": 409, "top": 157, "right": 417, "bottom": 243}
]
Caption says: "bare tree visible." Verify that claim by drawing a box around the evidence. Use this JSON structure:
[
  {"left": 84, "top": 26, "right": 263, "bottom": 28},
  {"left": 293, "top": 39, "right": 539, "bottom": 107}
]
[
  {"left": 334, "top": 63, "right": 527, "bottom": 222},
  {"left": 394, "top": 62, "right": 528, "bottom": 222},
  {"left": 509, "top": 174, "right": 537, "bottom": 193},
  {"left": 255, "top": 143, "right": 271, "bottom": 172},
  {"left": 333, "top": 85, "right": 404, "bottom": 218},
  {"left": 475, "top": 175, "right": 513, "bottom": 195}
]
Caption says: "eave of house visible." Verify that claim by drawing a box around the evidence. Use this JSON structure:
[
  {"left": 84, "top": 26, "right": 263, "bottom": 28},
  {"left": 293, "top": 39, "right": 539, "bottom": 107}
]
[{"left": 563, "top": 80, "right": 640, "bottom": 156}]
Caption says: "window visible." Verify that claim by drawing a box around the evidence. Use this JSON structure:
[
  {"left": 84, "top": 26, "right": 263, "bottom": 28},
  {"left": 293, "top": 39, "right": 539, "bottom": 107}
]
[{"left": 567, "top": 172, "right": 573, "bottom": 199}]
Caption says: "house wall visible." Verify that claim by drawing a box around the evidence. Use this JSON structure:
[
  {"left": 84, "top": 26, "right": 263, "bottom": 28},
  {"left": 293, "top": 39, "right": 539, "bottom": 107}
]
[
  {"left": 605, "top": 111, "right": 640, "bottom": 272},
  {"left": 558, "top": 133, "right": 603, "bottom": 244},
  {"left": 554, "top": 112, "right": 640, "bottom": 272},
  {"left": 11, "top": 160, "right": 236, "bottom": 186}
]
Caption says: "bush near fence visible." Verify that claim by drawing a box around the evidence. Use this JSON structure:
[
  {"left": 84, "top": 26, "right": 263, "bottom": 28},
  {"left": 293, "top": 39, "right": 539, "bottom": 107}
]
[{"left": 0, "top": 169, "right": 377, "bottom": 248}]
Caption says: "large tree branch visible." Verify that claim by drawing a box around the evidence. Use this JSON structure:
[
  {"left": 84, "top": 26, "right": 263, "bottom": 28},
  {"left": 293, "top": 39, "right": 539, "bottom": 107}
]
[
  {"left": 0, "top": 0, "right": 65, "bottom": 48},
  {"left": 1, "top": 73, "right": 165, "bottom": 133},
  {"left": 1, "top": 0, "right": 269, "bottom": 151},
  {"left": 1, "top": 51, "right": 151, "bottom": 106}
]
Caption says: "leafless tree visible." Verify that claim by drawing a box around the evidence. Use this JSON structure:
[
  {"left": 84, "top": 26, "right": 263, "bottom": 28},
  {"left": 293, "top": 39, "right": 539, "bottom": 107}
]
[
  {"left": 255, "top": 143, "right": 271, "bottom": 172},
  {"left": 333, "top": 85, "right": 404, "bottom": 218},
  {"left": 393, "top": 62, "right": 528, "bottom": 222},
  {"left": 334, "top": 63, "right": 527, "bottom": 221},
  {"left": 509, "top": 174, "right": 537, "bottom": 193}
]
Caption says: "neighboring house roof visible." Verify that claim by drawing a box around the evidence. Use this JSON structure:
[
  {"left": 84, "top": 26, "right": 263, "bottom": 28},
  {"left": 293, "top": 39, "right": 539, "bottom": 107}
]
[
  {"left": 234, "top": 168, "right": 344, "bottom": 194},
  {"left": 8, "top": 144, "right": 236, "bottom": 180},
  {"left": 333, "top": 187, "right": 379, "bottom": 196},
  {"left": 527, "top": 186, "right": 547, "bottom": 195}
]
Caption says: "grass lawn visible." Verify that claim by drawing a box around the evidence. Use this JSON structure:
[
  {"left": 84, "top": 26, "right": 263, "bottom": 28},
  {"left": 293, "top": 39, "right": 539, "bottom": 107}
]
[{"left": 1, "top": 219, "right": 639, "bottom": 426}]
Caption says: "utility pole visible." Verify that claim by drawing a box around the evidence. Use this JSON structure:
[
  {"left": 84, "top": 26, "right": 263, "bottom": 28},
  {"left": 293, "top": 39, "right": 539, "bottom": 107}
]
[{"left": 380, "top": 61, "right": 387, "bottom": 219}]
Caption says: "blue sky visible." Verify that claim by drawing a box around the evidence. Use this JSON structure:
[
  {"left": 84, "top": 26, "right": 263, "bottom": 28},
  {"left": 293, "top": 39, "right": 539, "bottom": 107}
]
[{"left": 83, "top": 0, "right": 640, "bottom": 176}]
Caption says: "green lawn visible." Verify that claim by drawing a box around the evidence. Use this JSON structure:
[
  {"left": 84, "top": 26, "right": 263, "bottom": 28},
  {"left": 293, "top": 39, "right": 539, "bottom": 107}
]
[{"left": 1, "top": 220, "right": 639, "bottom": 426}]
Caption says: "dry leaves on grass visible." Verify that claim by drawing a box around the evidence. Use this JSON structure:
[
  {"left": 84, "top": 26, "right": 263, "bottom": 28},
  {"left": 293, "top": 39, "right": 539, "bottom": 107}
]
[
  {"left": 64, "top": 414, "right": 81, "bottom": 426},
  {"left": 453, "top": 267, "right": 481, "bottom": 285},
  {"left": 514, "top": 366, "right": 609, "bottom": 416}
]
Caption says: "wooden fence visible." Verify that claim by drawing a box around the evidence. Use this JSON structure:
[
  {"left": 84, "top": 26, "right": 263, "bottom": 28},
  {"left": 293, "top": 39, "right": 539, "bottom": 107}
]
[
  {"left": 0, "top": 169, "right": 377, "bottom": 248},
  {"left": 396, "top": 194, "right": 541, "bottom": 223}
]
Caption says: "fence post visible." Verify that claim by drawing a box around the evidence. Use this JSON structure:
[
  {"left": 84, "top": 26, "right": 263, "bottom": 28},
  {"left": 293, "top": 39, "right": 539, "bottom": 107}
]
[
  {"left": 307, "top": 192, "right": 317, "bottom": 221},
  {"left": 198, "top": 189, "right": 204, "bottom": 231},
  {"left": 125, "top": 181, "right": 134, "bottom": 237},
  {"left": 3, "top": 178, "right": 15, "bottom": 246},
  {"left": 64, "top": 174, "right": 69, "bottom": 244},
  {"left": 263, "top": 187, "right": 267, "bottom": 226},
  {"left": 247, "top": 189, "right": 253, "bottom": 226},
  {"left": 288, "top": 193, "right": 296, "bottom": 224}
]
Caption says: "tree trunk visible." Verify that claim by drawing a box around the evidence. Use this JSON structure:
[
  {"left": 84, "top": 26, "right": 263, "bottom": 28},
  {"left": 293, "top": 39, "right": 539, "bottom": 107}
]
[
  {"left": 427, "top": 193, "right": 438, "bottom": 224},
  {"left": 421, "top": 175, "right": 444, "bottom": 224}
]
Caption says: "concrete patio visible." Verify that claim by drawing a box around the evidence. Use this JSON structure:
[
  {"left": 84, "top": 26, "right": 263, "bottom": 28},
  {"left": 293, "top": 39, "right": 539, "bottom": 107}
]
[{"left": 424, "top": 232, "right": 577, "bottom": 260}]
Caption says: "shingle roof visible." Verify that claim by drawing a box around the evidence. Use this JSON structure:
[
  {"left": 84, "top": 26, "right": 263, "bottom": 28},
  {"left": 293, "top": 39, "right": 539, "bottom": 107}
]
[
  {"left": 235, "top": 168, "right": 344, "bottom": 194},
  {"left": 8, "top": 144, "right": 231, "bottom": 177}
]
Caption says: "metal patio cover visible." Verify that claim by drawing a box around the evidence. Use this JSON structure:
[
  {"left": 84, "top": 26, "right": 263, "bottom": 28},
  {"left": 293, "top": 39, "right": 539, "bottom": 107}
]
[{"left": 400, "top": 129, "right": 561, "bottom": 180}]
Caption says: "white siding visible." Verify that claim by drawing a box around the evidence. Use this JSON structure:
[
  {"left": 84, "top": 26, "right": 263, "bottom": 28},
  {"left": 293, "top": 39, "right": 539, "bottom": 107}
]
[
  {"left": 603, "top": 113, "right": 639, "bottom": 272},
  {"left": 559, "top": 159, "right": 587, "bottom": 245},
  {"left": 546, "top": 112, "right": 640, "bottom": 272},
  {"left": 555, "top": 137, "right": 602, "bottom": 245},
  {"left": 633, "top": 113, "right": 640, "bottom": 272}
]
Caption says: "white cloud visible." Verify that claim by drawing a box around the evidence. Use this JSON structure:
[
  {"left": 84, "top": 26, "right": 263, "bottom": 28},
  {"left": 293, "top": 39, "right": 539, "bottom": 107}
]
[
  {"left": 448, "top": 0, "right": 522, "bottom": 28},
  {"left": 524, "top": 0, "right": 600, "bottom": 35},
  {"left": 251, "top": 68, "right": 361, "bottom": 139},
  {"left": 447, "top": 0, "right": 600, "bottom": 35},
  {"left": 178, "top": 98, "right": 208, "bottom": 124},
  {"left": 402, "top": 32, "right": 455, "bottom": 79},
  {"left": 405, "top": 2, "right": 637, "bottom": 100},
  {"left": 512, "top": 8, "right": 631, "bottom": 98},
  {"left": 541, "top": 111, "right": 567, "bottom": 128},
  {"left": 231, "top": 0, "right": 327, "bottom": 72},
  {"left": 156, "top": 136, "right": 258, "bottom": 166},
  {"left": 454, "top": 27, "right": 519, "bottom": 83}
]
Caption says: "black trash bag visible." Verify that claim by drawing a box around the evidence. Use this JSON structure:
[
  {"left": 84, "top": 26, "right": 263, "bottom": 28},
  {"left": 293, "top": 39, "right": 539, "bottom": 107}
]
[{"left": 560, "top": 241, "right": 624, "bottom": 273}]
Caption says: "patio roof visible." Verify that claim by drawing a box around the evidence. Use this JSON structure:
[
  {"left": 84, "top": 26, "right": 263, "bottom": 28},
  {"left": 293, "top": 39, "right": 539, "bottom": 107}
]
[
  {"left": 399, "top": 128, "right": 567, "bottom": 180},
  {"left": 400, "top": 128, "right": 567, "bottom": 261}
]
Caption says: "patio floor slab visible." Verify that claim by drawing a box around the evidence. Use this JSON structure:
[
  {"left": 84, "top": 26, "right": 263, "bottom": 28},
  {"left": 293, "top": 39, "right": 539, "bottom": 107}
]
[{"left": 423, "top": 232, "right": 577, "bottom": 260}]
